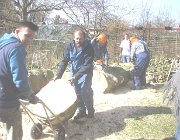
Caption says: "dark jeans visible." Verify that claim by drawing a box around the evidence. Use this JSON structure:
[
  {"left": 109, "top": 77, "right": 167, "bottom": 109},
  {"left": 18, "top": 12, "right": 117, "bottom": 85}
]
[{"left": 0, "top": 106, "right": 22, "bottom": 140}]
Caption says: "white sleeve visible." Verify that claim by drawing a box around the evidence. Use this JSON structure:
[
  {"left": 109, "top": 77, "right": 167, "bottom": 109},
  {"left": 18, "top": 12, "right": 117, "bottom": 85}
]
[{"left": 119, "top": 40, "right": 124, "bottom": 48}]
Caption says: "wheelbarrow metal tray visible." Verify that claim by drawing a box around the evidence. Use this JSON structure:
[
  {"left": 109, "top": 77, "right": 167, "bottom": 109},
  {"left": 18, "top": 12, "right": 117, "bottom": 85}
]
[{"left": 29, "top": 79, "right": 77, "bottom": 122}]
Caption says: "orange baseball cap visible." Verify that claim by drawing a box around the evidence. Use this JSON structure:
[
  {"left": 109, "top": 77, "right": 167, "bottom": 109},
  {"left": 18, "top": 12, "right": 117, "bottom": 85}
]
[{"left": 129, "top": 37, "right": 137, "bottom": 43}]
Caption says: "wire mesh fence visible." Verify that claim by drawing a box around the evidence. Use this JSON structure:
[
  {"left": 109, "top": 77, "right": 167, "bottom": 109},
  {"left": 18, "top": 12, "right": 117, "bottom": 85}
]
[{"left": 1, "top": 24, "right": 180, "bottom": 69}]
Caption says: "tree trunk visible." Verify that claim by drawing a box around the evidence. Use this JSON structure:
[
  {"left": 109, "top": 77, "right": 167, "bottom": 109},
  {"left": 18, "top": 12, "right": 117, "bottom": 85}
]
[{"left": 92, "top": 66, "right": 130, "bottom": 93}]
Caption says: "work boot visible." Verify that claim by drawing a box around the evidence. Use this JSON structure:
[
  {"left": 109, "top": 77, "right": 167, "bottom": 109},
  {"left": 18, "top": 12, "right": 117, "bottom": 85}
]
[
  {"left": 87, "top": 112, "right": 94, "bottom": 118},
  {"left": 87, "top": 109, "right": 95, "bottom": 118},
  {"left": 73, "top": 111, "right": 87, "bottom": 120},
  {"left": 130, "top": 86, "right": 142, "bottom": 90}
]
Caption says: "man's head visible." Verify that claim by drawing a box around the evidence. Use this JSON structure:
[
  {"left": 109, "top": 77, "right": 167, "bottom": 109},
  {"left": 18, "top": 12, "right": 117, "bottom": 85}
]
[
  {"left": 97, "top": 34, "right": 106, "bottom": 45},
  {"left": 74, "top": 29, "right": 85, "bottom": 48},
  {"left": 124, "top": 34, "right": 129, "bottom": 40},
  {"left": 15, "top": 21, "right": 38, "bottom": 48}
]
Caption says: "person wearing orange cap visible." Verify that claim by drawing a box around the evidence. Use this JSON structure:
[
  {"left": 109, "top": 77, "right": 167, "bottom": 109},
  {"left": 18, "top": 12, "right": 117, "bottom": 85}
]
[
  {"left": 91, "top": 34, "right": 109, "bottom": 67},
  {"left": 130, "top": 36, "right": 150, "bottom": 90}
]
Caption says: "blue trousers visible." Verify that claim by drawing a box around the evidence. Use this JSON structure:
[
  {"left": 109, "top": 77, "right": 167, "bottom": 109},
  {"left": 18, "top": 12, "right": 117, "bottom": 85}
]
[
  {"left": 176, "top": 123, "right": 180, "bottom": 140},
  {"left": 73, "top": 72, "right": 94, "bottom": 114},
  {"left": 133, "top": 52, "right": 149, "bottom": 89},
  {"left": 122, "top": 55, "right": 130, "bottom": 63},
  {"left": 141, "top": 55, "right": 150, "bottom": 86}
]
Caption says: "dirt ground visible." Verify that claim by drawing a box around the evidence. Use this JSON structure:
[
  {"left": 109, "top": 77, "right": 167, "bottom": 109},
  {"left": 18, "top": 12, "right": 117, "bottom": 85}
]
[{"left": 0, "top": 84, "right": 173, "bottom": 140}]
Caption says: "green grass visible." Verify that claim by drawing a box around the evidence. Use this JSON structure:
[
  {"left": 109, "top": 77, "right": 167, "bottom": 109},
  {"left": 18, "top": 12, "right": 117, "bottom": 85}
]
[
  {"left": 115, "top": 105, "right": 176, "bottom": 139},
  {"left": 119, "top": 114, "right": 175, "bottom": 139},
  {"left": 110, "top": 92, "right": 176, "bottom": 140}
]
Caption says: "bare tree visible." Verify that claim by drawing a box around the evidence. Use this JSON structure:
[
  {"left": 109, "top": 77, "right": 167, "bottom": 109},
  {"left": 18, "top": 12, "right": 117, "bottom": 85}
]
[
  {"left": 0, "top": 0, "right": 18, "bottom": 32},
  {"left": 0, "top": 0, "right": 67, "bottom": 27},
  {"left": 61, "top": 0, "right": 110, "bottom": 30},
  {"left": 13, "top": 0, "right": 66, "bottom": 21},
  {"left": 152, "top": 10, "right": 176, "bottom": 28}
]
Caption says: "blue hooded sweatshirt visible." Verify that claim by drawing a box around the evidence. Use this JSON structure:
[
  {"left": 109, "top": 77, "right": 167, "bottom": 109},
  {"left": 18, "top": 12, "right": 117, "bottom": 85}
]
[{"left": 0, "top": 33, "right": 32, "bottom": 108}]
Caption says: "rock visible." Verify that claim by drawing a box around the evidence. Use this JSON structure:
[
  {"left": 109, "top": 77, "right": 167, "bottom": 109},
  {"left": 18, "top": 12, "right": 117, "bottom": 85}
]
[{"left": 28, "top": 69, "right": 54, "bottom": 93}]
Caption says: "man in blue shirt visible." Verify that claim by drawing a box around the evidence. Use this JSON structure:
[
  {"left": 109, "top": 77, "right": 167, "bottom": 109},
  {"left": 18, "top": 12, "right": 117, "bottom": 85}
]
[
  {"left": 55, "top": 29, "right": 95, "bottom": 120},
  {"left": 0, "top": 21, "right": 39, "bottom": 140}
]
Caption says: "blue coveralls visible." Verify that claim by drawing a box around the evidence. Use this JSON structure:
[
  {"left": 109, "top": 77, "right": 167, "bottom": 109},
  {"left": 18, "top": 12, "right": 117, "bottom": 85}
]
[
  {"left": 140, "top": 41, "right": 150, "bottom": 86},
  {"left": 57, "top": 39, "right": 95, "bottom": 115},
  {"left": 131, "top": 40, "right": 150, "bottom": 89},
  {"left": 91, "top": 39, "right": 109, "bottom": 65}
]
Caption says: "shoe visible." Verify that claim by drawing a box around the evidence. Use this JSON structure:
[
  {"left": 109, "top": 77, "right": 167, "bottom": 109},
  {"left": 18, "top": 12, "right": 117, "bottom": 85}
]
[
  {"left": 87, "top": 112, "right": 94, "bottom": 118},
  {"left": 87, "top": 110, "right": 95, "bottom": 118},
  {"left": 74, "top": 112, "right": 87, "bottom": 120},
  {"left": 130, "top": 86, "right": 142, "bottom": 90}
]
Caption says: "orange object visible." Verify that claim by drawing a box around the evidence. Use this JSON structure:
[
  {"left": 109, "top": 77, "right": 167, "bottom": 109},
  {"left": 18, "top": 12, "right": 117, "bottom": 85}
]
[
  {"left": 129, "top": 37, "right": 138, "bottom": 43},
  {"left": 97, "top": 34, "right": 106, "bottom": 45},
  {"left": 96, "top": 59, "right": 104, "bottom": 65}
]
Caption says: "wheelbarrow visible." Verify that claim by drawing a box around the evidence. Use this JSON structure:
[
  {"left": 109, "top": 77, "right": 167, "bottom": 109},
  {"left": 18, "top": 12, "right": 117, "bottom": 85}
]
[
  {"left": 20, "top": 79, "right": 78, "bottom": 140},
  {"left": 20, "top": 99, "right": 77, "bottom": 140}
]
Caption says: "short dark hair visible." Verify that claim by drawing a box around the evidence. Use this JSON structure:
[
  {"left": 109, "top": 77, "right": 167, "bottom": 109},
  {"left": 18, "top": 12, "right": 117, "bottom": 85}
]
[
  {"left": 74, "top": 28, "right": 86, "bottom": 37},
  {"left": 17, "top": 21, "right": 39, "bottom": 31}
]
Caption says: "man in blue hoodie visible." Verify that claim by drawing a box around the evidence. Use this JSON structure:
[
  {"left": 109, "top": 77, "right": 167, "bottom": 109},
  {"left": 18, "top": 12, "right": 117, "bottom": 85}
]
[
  {"left": 0, "top": 21, "right": 39, "bottom": 140},
  {"left": 55, "top": 28, "right": 95, "bottom": 120}
]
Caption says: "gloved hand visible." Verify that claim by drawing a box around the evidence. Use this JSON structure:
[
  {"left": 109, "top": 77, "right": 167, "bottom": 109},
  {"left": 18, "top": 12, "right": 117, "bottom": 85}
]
[
  {"left": 102, "top": 64, "right": 108, "bottom": 70},
  {"left": 53, "top": 76, "right": 60, "bottom": 81},
  {"left": 129, "top": 64, "right": 135, "bottom": 71},
  {"left": 28, "top": 94, "right": 39, "bottom": 104}
]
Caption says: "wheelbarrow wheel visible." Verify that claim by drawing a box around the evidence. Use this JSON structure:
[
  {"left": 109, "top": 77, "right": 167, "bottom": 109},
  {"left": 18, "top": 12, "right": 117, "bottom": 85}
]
[
  {"left": 53, "top": 125, "right": 65, "bottom": 140},
  {"left": 31, "top": 123, "right": 43, "bottom": 139}
]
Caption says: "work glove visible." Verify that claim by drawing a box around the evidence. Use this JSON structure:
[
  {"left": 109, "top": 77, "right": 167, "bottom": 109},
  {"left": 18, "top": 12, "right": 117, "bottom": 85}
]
[
  {"left": 129, "top": 64, "right": 135, "bottom": 71},
  {"left": 28, "top": 94, "right": 39, "bottom": 104},
  {"left": 68, "top": 76, "right": 76, "bottom": 85},
  {"left": 102, "top": 64, "right": 108, "bottom": 71}
]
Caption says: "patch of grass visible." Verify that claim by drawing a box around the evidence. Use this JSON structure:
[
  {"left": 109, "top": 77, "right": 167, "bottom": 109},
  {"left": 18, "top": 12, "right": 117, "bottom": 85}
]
[
  {"left": 116, "top": 114, "right": 176, "bottom": 140},
  {"left": 138, "top": 93, "right": 164, "bottom": 106}
]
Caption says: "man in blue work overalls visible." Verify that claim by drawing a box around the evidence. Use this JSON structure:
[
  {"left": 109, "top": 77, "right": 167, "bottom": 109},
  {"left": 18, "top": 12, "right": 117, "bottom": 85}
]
[
  {"left": 55, "top": 28, "right": 95, "bottom": 120},
  {"left": 130, "top": 37, "right": 150, "bottom": 90}
]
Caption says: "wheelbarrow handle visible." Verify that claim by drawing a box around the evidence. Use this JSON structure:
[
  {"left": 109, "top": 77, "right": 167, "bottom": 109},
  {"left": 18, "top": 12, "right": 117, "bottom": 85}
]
[
  {"left": 19, "top": 98, "right": 42, "bottom": 105},
  {"left": 19, "top": 99, "right": 30, "bottom": 105}
]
